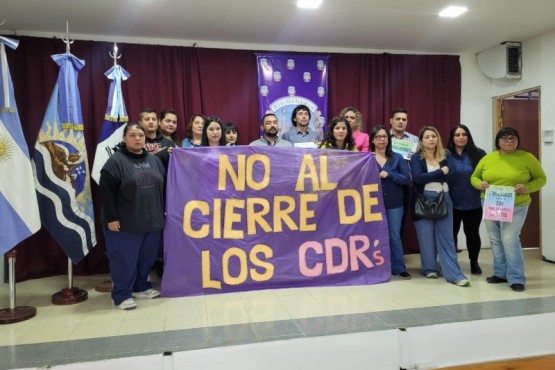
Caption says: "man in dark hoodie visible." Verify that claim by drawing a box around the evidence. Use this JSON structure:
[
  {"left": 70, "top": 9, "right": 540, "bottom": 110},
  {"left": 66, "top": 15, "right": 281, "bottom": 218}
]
[{"left": 138, "top": 107, "right": 175, "bottom": 169}]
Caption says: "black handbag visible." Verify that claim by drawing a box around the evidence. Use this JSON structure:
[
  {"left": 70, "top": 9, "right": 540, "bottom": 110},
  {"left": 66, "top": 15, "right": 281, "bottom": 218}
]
[{"left": 415, "top": 191, "right": 448, "bottom": 219}]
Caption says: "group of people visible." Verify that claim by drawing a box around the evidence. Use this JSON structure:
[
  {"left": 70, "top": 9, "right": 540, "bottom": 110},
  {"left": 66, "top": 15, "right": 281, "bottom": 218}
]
[
  {"left": 178, "top": 114, "right": 240, "bottom": 147},
  {"left": 99, "top": 104, "right": 546, "bottom": 310}
]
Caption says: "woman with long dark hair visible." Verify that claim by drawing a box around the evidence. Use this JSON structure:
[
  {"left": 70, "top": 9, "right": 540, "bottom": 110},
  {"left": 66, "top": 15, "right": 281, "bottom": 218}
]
[
  {"left": 201, "top": 116, "right": 226, "bottom": 146},
  {"left": 319, "top": 116, "right": 356, "bottom": 150},
  {"left": 159, "top": 109, "right": 181, "bottom": 146},
  {"left": 447, "top": 124, "right": 486, "bottom": 274},
  {"left": 223, "top": 122, "right": 239, "bottom": 145}
]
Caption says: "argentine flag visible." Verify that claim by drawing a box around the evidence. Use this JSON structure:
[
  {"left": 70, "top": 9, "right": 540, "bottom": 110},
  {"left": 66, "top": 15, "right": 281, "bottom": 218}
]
[
  {"left": 91, "top": 64, "right": 130, "bottom": 184},
  {"left": 0, "top": 36, "right": 41, "bottom": 254},
  {"left": 32, "top": 52, "right": 96, "bottom": 264}
]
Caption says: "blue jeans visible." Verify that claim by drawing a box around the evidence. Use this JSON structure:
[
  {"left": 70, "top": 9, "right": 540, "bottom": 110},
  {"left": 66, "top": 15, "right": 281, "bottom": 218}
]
[
  {"left": 104, "top": 229, "right": 161, "bottom": 305},
  {"left": 386, "top": 207, "right": 406, "bottom": 274},
  {"left": 414, "top": 191, "right": 467, "bottom": 283},
  {"left": 483, "top": 204, "right": 529, "bottom": 285}
]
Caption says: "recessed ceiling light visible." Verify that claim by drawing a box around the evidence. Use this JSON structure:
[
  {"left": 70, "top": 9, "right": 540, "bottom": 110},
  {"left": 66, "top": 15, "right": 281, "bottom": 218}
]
[
  {"left": 297, "top": 0, "right": 322, "bottom": 9},
  {"left": 439, "top": 6, "right": 468, "bottom": 18}
]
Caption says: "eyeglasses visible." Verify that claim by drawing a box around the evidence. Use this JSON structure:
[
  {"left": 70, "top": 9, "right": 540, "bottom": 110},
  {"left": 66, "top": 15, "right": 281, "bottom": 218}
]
[
  {"left": 374, "top": 135, "right": 388, "bottom": 140},
  {"left": 500, "top": 136, "right": 517, "bottom": 142}
]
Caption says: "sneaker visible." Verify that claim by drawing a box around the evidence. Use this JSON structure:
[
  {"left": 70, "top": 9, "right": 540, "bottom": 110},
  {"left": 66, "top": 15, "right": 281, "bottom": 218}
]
[
  {"left": 425, "top": 272, "right": 438, "bottom": 279},
  {"left": 486, "top": 275, "right": 508, "bottom": 284},
  {"left": 511, "top": 283, "right": 525, "bottom": 292},
  {"left": 133, "top": 288, "right": 161, "bottom": 299},
  {"left": 394, "top": 271, "right": 412, "bottom": 280},
  {"left": 118, "top": 298, "right": 137, "bottom": 310},
  {"left": 454, "top": 279, "right": 471, "bottom": 287}
]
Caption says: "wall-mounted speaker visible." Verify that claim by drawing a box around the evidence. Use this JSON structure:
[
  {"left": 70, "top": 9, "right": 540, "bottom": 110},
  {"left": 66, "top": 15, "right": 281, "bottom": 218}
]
[{"left": 476, "top": 42, "right": 522, "bottom": 79}]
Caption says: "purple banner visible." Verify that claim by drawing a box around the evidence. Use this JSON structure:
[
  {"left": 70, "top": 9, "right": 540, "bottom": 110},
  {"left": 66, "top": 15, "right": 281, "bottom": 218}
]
[
  {"left": 162, "top": 147, "right": 391, "bottom": 297},
  {"left": 256, "top": 53, "right": 328, "bottom": 140}
]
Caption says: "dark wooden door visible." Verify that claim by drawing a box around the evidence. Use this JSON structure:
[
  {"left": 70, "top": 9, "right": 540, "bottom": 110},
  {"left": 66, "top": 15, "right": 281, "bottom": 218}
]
[{"left": 500, "top": 98, "right": 540, "bottom": 248}]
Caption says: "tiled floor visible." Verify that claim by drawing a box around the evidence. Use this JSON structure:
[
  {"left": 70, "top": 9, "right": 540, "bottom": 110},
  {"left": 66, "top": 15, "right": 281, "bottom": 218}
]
[{"left": 1, "top": 249, "right": 555, "bottom": 369}]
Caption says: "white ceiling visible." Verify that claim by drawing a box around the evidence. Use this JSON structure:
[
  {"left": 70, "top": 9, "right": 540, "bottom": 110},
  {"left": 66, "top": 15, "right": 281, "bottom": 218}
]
[{"left": 1, "top": 0, "right": 555, "bottom": 53}]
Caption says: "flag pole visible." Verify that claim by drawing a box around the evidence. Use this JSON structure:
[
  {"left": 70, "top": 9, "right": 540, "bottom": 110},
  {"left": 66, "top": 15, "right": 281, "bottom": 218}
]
[
  {"left": 49, "top": 22, "right": 88, "bottom": 305},
  {"left": 51, "top": 257, "right": 88, "bottom": 304},
  {"left": 93, "top": 42, "right": 126, "bottom": 293},
  {"left": 0, "top": 251, "right": 37, "bottom": 324},
  {"left": 0, "top": 26, "right": 40, "bottom": 323}
]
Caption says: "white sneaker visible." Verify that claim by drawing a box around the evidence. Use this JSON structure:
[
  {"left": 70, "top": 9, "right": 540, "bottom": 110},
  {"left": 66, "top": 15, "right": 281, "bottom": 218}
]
[
  {"left": 425, "top": 272, "right": 438, "bottom": 279},
  {"left": 454, "top": 279, "right": 471, "bottom": 287},
  {"left": 118, "top": 298, "right": 137, "bottom": 310},
  {"left": 133, "top": 288, "right": 160, "bottom": 299}
]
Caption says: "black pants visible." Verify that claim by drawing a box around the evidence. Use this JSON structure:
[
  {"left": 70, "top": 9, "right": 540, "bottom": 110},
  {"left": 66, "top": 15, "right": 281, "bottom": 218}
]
[{"left": 452, "top": 207, "right": 482, "bottom": 261}]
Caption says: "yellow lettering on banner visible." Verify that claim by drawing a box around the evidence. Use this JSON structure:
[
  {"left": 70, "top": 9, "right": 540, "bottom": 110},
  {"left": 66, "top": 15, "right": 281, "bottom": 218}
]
[
  {"left": 246, "top": 198, "right": 272, "bottom": 234},
  {"left": 295, "top": 154, "right": 319, "bottom": 192},
  {"left": 362, "top": 184, "right": 382, "bottom": 222},
  {"left": 273, "top": 196, "right": 298, "bottom": 232},
  {"left": 183, "top": 201, "right": 210, "bottom": 238},
  {"left": 218, "top": 154, "right": 270, "bottom": 191},
  {"left": 223, "top": 199, "right": 245, "bottom": 239},
  {"left": 246, "top": 154, "right": 270, "bottom": 190},
  {"left": 299, "top": 193, "right": 318, "bottom": 231},
  {"left": 249, "top": 244, "right": 274, "bottom": 281},
  {"left": 222, "top": 247, "right": 248, "bottom": 285},
  {"left": 218, "top": 154, "right": 245, "bottom": 191},
  {"left": 337, "top": 189, "right": 362, "bottom": 224},
  {"left": 213, "top": 198, "right": 222, "bottom": 239},
  {"left": 319, "top": 155, "right": 337, "bottom": 191},
  {"left": 295, "top": 154, "right": 337, "bottom": 192},
  {"left": 201, "top": 250, "right": 221, "bottom": 289}
]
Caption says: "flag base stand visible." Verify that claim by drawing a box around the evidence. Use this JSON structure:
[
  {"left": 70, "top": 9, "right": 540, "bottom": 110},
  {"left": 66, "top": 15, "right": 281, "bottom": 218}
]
[
  {"left": 52, "top": 258, "right": 88, "bottom": 305},
  {"left": 0, "top": 306, "right": 37, "bottom": 325},
  {"left": 94, "top": 280, "right": 112, "bottom": 293},
  {"left": 52, "top": 287, "right": 88, "bottom": 305},
  {"left": 0, "top": 251, "right": 36, "bottom": 325}
]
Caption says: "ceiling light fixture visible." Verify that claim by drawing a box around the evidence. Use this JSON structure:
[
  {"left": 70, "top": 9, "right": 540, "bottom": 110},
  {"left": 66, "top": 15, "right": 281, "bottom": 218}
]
[
  {"left": 439, "top": 6, "right": 468, "bottom": 18},
  {"left": 297, "top": 0, "right": 323, "bottom": 9}
]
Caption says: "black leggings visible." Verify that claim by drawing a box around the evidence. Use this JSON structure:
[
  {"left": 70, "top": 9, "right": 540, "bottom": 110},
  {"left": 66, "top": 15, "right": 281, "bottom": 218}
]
[{"left": 452, "top": 207, "right": 483, "bottom": 261}]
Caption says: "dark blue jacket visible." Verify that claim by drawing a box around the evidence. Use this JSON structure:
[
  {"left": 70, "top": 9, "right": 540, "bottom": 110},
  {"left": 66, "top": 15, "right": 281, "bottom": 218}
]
[
  {"left": 410, "top": 149, "right": 456, "bottom": 220},
  {"left": 378, "top": 152, "right": 411, "bottom": 209},
  {"left": 448, "top": 148, "right": 486, "bottom": 210}
]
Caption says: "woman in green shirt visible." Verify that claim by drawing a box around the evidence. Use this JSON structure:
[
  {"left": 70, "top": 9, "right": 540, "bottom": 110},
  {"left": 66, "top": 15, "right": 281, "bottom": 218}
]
[{"left": 471, "top": 127, "right": 546, "bottom": 292}]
